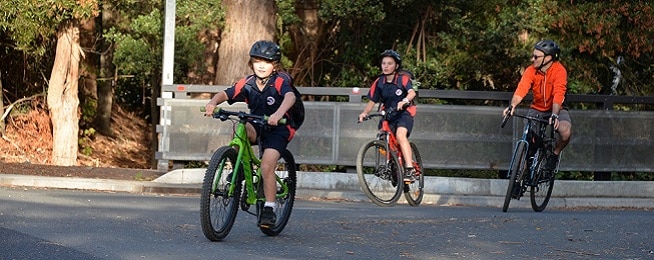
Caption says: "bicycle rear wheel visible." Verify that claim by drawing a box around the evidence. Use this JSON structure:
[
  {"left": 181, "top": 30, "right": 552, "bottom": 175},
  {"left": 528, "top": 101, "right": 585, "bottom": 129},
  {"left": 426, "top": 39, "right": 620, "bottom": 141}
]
[
  {"left": 404, "top": 142, "right": 424, "bottom": 206},
  {"left": 503, "top": 142, "right": 527, "bottom": 212},
  {"left": 530, "top": 151, "right": 555, "bottom": 212},
  {"left": 356, "top": 140, "right": 403, "bottom": 207},
  {"left": 259, "top": 149, "right": 297, "bottom": 236},
  {"left": 200, "top": 146, "right": 242, "bottom": 241}
]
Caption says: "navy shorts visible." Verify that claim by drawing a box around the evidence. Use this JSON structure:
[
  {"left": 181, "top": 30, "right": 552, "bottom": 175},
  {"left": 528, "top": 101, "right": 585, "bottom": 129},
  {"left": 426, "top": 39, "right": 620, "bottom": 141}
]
[
  {"left": 383, "top": 112, "right": 414, "bottom": 138},
  {"left": 252, "top": 124, "right": 291, "bottom": 154}
]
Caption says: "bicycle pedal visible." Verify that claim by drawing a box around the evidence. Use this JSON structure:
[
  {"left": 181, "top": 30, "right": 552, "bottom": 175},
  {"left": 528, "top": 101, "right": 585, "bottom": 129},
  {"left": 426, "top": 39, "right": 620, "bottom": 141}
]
[{"left": 259, "top": 224, "right": 273, "bottom": 229}]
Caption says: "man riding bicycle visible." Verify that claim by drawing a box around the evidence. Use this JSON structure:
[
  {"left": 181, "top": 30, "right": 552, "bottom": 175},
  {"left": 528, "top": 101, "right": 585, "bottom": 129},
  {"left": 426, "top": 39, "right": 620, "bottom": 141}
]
[{"left": 503, "top": 39, "right": 572, "bottom": 172}]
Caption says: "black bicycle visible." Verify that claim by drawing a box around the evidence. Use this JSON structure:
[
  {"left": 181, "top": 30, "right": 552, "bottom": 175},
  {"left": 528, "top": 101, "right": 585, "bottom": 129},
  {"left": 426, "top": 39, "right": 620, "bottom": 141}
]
[{"left": 501, "top": 107, "right": 559, "bottom": 212}]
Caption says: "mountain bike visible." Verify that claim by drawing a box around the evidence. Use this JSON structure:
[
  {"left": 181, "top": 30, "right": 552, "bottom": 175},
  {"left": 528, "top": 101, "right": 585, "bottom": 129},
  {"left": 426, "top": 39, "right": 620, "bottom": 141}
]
[
  {"left": 199, "top": 108, "right": 296, "bottom": 241},
  {"left": 356, "top": 107, "right": 424, "bottom": 207},
  {"left": 501, "top": 107, "right": 559, "bottom": 212}
]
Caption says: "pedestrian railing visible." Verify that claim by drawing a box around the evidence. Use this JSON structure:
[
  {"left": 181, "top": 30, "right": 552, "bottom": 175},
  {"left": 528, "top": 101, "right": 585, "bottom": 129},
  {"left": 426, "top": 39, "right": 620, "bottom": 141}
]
[{"left": 156, "top": 85, "right": 654, "bottom": 174}]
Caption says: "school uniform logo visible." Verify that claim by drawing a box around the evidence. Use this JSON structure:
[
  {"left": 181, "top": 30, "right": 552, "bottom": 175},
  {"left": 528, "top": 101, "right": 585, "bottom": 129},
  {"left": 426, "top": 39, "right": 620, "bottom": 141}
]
[{"left": 395, "top": 89, "right": 403, "bottom": 96}]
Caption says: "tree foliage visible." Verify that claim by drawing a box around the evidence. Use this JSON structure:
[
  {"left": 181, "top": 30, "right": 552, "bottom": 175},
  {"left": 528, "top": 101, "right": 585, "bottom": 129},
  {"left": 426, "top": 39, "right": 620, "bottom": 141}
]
[
  {"left": 275, "top": 0, "right": 653, "bottom": 98},
  {"left": 2, "top": 0, "right": 653, "bottom": 112},
  {"left": 0, "top": 0, "right": 98, "bottom": 55},
  {"left": 102, "top": 0, "right": 223, "bottom": 108}
]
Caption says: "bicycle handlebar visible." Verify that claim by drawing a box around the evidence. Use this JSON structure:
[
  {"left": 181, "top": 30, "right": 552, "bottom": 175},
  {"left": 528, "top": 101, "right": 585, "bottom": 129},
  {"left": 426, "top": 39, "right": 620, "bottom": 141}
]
[
  {"left": 200, "top": 107, "right": 286, "bottom": 125},
  {"left": 359, "top": 103, "right": 410, "bottom": 123},
  {"left": 501, "top": 106, "right": 552, "bottom": 128}
]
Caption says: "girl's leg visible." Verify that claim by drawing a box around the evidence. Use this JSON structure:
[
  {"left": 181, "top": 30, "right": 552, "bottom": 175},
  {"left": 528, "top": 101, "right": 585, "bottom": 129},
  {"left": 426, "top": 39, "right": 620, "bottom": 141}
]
[{"left": 396, "top": 127, "right": 413, "bottom": 166}]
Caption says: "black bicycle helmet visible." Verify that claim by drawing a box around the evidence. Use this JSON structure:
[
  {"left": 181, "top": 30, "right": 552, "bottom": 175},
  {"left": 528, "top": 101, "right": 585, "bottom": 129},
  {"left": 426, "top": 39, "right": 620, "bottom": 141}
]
[
  {"left": 380, "top": 49, "right": 402, "bottom": 68},
  {"left": 534, "top": 40, "right": 561, "bottom": 61},
  {"left": 249, "top": 40, "right": 281, "bottom": 62}
]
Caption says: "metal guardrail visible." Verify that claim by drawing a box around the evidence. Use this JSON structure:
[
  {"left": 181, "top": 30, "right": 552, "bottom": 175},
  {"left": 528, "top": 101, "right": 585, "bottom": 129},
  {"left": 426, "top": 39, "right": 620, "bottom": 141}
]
[
  {"left": 162, "top": 84, "right": 654, "bottom": 109},
  {"left": 156, "top": 85, "right": 654, "bottom": 174}
]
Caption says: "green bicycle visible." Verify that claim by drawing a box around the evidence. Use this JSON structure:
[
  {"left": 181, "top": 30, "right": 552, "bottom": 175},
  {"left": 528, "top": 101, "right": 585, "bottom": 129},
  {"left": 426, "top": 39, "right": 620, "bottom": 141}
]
[{"left": 199, "top": 108, "right": 297, "bottom": 241}]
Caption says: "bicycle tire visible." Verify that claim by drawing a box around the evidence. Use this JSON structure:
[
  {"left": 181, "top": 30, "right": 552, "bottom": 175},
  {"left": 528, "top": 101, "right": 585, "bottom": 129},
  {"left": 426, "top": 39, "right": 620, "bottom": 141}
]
[
  {"left": 356, "top": 140, "right": 403, "bottom": 207},
  {"left": 200, "top": 146, "right": 242, "bottom": 241},
  {"left": 404, "top": 142, "right": 424, "bottom": 206},
  {"left": 259, "top": 149, "right": 297, "bottom": 236},
  {"left": 503, "top": 142, "right": 527, "bottom": 212},
  {"left": 530, "top": 151, "right": 555, "bottom": 212}
]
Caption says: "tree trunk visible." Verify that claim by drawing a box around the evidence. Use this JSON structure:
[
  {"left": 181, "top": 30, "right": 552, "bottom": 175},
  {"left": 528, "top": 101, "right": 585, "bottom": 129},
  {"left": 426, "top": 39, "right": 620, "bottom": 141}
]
[
  {"left": 289, "top": 1, "right": 324, "bottom": 86},
  {"left": 0, "top": 71, "right": 4, "bottom": 137},
  {"left": 47, "top": 22, "right": 84, "bottom": 166},
  {"left": 214, "top": 0, "right": 276, "bottom": 85},
  {"left": 95, "top": 2, "right": 115, "bottom": 136}
]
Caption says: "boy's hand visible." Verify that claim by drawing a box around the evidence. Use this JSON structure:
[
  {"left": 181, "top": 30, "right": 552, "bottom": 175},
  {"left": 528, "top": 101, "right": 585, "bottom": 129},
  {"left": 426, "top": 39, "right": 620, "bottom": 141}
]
[
  {"left": 204, "top": 104, "right": 217, "bottom": 116},
  {"left": 267, "top": 113, "right": 283, "bottom": 126}
]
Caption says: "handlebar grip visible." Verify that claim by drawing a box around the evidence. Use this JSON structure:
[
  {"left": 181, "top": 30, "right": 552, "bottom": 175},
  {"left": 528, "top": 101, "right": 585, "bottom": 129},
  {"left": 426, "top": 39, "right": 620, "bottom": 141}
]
[
  {"left": 262, "top": 116, "right": 287, "bottom": 125},
  {"left": 199, "top": 107, "right": 221, "bottom": 114},
  {"left": 500, "top": 106, "right": 512, "bottom": 128}
]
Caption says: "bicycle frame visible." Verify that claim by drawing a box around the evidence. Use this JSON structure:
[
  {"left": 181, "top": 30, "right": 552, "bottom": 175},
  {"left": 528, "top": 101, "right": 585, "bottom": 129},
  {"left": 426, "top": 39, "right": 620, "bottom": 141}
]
[
  {"left": 213, "top": 111, "right": 289, "bottom": 206},
  {"left": 369, "top": 110, "right": 421, "bottom": 174},
  {"left": 378, "top": 120, "right": 403, "bottom": 168},
  {"left": 221, "top": 119, "right": 261, "bottom": 205},
  {"left": 507, "top": 115, "right": 555, "bottom": 186}
]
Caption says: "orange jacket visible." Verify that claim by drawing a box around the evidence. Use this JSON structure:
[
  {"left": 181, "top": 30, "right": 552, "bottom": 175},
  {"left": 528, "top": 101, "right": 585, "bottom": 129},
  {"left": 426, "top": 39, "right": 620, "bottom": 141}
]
[{"left": 515, "top": 62, "right": 567, "bottom": 112}]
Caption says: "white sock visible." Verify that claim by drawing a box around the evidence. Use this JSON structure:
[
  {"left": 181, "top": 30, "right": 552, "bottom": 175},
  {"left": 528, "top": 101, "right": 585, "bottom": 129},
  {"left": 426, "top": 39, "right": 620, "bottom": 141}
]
[{"left": 264, "top": 202, "right": 276, "bottom": 209}]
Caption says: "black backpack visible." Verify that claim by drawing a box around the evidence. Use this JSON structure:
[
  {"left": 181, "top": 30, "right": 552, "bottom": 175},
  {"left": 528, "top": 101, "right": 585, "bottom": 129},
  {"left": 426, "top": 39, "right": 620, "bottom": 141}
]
[
  {"left": 234, "top": 71, "right": 304, "bottom": 129},
  {"left": 272, "top": 72, "right": 305, "bottom": 129}
]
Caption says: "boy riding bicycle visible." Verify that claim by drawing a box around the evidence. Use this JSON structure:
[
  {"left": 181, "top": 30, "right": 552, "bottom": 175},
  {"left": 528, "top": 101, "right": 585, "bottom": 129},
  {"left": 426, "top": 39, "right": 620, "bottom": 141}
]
[{"left": 204, "top": 40, "right": 302, "bottom": 229}]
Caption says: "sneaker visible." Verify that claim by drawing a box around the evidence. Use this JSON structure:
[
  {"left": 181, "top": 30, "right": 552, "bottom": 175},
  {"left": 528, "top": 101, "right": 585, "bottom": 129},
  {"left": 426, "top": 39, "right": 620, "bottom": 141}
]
[
  {"left": 259, "top": 206, "right": 276, "bottom": 228},
  {"left": 403, "top": 168, "right": 417, "bottom": 183},
  {"left": 545, "top": 153, "right": 559, "bottom": 172}
]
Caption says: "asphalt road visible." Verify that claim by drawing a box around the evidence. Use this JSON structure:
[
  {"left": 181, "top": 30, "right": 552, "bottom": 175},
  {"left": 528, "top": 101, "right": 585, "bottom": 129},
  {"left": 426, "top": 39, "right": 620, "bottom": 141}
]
[{"left": 1, "top": 187, "right": 652, "bottom": 260}]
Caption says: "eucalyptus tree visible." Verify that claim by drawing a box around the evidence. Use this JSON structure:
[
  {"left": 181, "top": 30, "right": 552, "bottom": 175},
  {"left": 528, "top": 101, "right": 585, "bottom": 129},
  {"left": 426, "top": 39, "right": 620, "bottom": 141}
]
[{"left": 0, "top": 0, "right": 99, "bottom": 166}]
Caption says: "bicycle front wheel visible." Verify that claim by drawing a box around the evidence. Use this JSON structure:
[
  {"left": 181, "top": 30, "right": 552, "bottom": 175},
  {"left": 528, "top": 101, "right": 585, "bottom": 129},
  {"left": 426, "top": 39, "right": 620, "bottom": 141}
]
[
  {"left": 200, "top": 146, "right": 242, "bottom": 241},
  {"left": 530, "top": 152, "right": 555, "bottom": 212},
  {"left": 259, "top": 149, "right": 297, "bottom": 236},
  {"left": 503, "top": 142, "right": 527, "bottom": 212},
  {"left": 404, "top": 142, "right": 424, "bottom": 206},
  {"left": 356, "top": 140, "right": 403, "bottom": 207}
]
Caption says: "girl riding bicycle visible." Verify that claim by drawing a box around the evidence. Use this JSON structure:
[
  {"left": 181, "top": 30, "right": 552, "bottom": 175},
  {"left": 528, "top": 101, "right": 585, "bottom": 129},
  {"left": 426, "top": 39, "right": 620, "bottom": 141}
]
[
  {"left": 358, "top": 50, "right": 417, "bottom": 182},
  {"left": 204, "top": 40, "right": 301, "bottom": 229}
]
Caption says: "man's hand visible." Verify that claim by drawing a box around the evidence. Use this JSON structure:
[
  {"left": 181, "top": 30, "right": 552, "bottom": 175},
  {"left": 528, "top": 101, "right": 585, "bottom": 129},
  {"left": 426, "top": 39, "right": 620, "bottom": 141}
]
[
  {"left": 503, "top": 106, "right": 515, "bottom": 117},
  {"left": 549, "top": 114, "right": 560, "bottom": 130}
]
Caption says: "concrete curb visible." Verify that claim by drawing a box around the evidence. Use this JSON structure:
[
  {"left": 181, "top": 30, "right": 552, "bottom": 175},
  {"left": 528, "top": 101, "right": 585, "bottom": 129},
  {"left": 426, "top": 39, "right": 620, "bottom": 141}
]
[{"left": 2, "top": 169, "right": 653, "bottom": 209}]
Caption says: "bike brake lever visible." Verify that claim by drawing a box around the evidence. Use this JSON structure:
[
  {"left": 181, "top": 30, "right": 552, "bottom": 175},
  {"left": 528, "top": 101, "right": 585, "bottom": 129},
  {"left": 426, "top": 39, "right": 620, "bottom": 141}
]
[{"left": 500, "top": 107, "right": 512, "bottom": 128}]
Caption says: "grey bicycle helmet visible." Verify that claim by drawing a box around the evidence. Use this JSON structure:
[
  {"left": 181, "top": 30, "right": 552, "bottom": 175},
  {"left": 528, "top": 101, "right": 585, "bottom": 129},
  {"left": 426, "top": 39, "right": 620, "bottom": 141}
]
[
  {"left": 249, "top": 40, "right": 281, "bottom": 62},
  {"left": 534, "top": 40, "right": 561, "bottom": 61},
  {"left": 380, "top": 49, "right": 402, "bottom": 68}
]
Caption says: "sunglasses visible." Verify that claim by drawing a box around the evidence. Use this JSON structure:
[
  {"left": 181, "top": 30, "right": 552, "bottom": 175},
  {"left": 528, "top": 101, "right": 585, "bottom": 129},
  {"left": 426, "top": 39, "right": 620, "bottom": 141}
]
[{"left": 532, "top": 55, "right": 544, "bottom": 60}]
